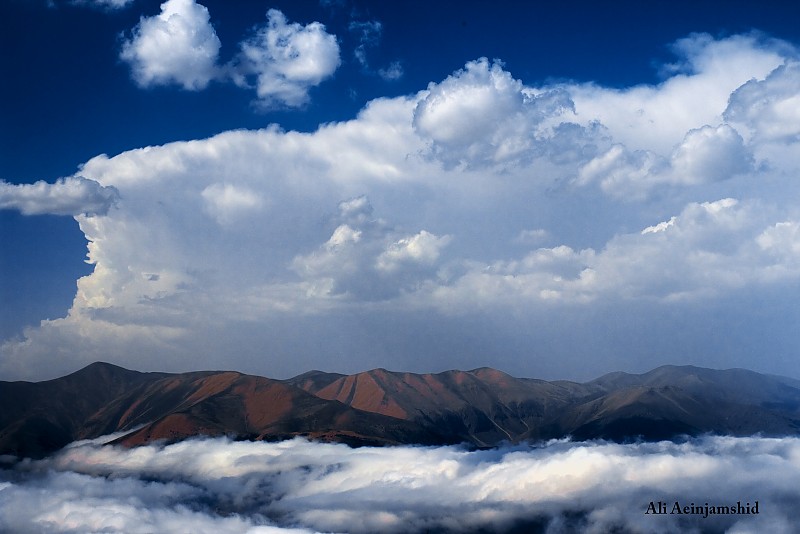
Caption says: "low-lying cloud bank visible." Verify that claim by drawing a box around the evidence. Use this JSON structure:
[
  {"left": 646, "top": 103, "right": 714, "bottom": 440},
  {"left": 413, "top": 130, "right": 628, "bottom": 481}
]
[{"left": 2, "top": 436, "right": 799, "bottom": 533}]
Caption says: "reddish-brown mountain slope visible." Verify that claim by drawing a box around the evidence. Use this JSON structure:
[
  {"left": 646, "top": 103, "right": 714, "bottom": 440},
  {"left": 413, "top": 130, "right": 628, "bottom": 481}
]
[{"left": 3, "top": 362, "right": 800, "bottom": 460}]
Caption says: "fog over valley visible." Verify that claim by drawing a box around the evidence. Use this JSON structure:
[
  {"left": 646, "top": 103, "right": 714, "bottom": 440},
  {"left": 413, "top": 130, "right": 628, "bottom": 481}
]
[{"left": 3, "top": 435, "right": 799, "bottom": 533}]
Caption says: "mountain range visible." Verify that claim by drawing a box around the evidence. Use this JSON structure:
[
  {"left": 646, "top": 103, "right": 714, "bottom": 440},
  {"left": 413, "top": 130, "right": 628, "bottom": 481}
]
[{"left": 3, "top": 362, "right": 800, "bottom": 459}]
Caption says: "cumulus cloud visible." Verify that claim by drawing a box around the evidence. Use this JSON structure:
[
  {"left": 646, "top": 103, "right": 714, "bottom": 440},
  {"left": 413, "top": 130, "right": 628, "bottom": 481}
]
[
  {"left": 0, "top": 177, "right": 118, "bottom": 216},
  {"left": 118, "top": 3, "right": 340, "bottom": 104},
  {"left": 724, "top": 61, "right": 800, "bottom": 143},
  {"left": 120, "top": 0, "right": 221, "bottom": 90},
  {"left": 4, "top": 34, "right": 800, "bottom": 381},
  {"left": 428, "top": 197, "right": 800, "bottom": 309},
  {"left": 570, "top": 33, "right": 787, "bottom": 154},
  {"left": 576, "top": 124, "right": 755, "bottom": 199},
  {"left": 201, "top": 183, "right": 264, "bottom": 226},
  {"left": 233, "top": 9, "right": 341, "bottom": 107},
  {"left": 670, "top": 124, "right": 755, "bottom": 183},
  {"left": 2, "top": 436, "right": 799, "bottom": 533},
  {"left": 291, "top": 196, "right": 451, "bottom": 300},
  {"left": 376, "top": 231, "right": 451, "bottom": 272},
  {"left": 413, "top": 58, "right": 581, "bottom": 169}
]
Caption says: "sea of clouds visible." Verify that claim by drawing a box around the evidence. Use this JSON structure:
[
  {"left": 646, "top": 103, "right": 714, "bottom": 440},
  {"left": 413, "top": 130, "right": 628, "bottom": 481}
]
[{"left": 2, "top": 435, "right": 799, "bottom": 533}]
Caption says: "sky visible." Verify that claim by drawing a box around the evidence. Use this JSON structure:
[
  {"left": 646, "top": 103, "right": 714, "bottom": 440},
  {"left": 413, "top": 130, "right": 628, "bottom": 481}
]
[{"left": 2, "top": 0, "right": 800, "bottom": 382}]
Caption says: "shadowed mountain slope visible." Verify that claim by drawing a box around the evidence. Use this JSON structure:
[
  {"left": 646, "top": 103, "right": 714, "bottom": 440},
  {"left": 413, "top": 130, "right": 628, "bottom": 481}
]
[
  {"left": 3, "top": 362, "right": 800, "bottom": 458},
  {"left": 552, "top": 365, "right": 800, "bottom": 441},
  {"left": 0, "top": 362, "right": 169, "bottom": 458},
  {"left": 0, "top": 363, "right": 450, "bottom": 458},
  {"left": 289, "top": 367, "right": 592, "bottom": 445},
  {"left": 288, "top": 365, "right": 800, "bottom": 444}
]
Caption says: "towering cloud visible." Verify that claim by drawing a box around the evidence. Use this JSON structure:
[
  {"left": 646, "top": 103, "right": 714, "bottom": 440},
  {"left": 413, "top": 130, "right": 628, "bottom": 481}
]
[
  {"left": 3, "top": 34, "right": 800, "bottom": 381},
  {"left": 413, "top": 58, "right": 577, "bottom": 169}
]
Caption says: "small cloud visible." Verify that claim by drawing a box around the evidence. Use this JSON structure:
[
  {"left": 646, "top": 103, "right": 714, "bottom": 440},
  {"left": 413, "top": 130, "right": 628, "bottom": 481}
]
[
  {"left": 349, "top": 20, "right": 382, "bottom": 69},
  {"left": 514, "top": 228, "right": 549, "bottom": 245},
  {"left": 72, "top": 0, "right": 134, "bottom": 9},
  {"left": 232, "top": 9, "right": 341, "bottom": 108},
  {"left": 641, "top": 217, "right": 676, "bottom": 235},
  {"left": 347, "top": 19, "right": 402, "bottom": 81},
  {"left": 378, "top": 61, "right": 403, "bottom": 81},
  {"left": 120, "top": 0, "right": 221, "bottom": 90},
  {"left": 376, "top": 230, "right": 451, "bottom": 272}
]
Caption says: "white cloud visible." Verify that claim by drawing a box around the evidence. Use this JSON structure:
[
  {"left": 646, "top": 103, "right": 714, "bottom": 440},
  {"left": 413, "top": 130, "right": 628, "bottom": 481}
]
[
  {"left": 670, "top": 124, "right": 754, "bottom": 184},
  {"left": 376, "top": 231, "right": 451, "bottom": 272},
  {"left": 233, "top": 9, "right": 341, "bottom": 108},
  {"left": 641, "top": 217, "right": 676, "bottom": 235},
  {"left": 291, "top": 197, "right": 450, "bottom": 300},
  {"left": 570, "top": 33, "right": 787, "bottom": 154},
  {"left": 120, "top": 0, "right": 221, "bottom": 90},
  {"left": 575, "top": 144, "right": 668, "bottom": 199},
  {"left": 576, "top": 124, "right": 754, "bottom": 199},
  {"left": 412, "top": 58, "right": 579, "bottom": 169},
  {"left": 201, "top": 183, "right": 264, "bottom": 226},
  {"left": 3, "top": 436, "right": 800, "bottom": 533},
  {"left": 0, "top": 177, "right": 117, "bottom": 216},
  {"left": 118, "top": 4, "right": 340, "bottom": 104},
  {"left": 424, "top": 197, "right": 800, "bottom": 312},
  {"left": 725, "top": 61, "right": 800, "bottom": 143}
]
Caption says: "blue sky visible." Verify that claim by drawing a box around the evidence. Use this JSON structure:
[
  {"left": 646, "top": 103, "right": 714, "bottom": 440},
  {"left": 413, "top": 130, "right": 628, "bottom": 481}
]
[{"left": 2, "top": 0, "right": 800, "bottom": 381}]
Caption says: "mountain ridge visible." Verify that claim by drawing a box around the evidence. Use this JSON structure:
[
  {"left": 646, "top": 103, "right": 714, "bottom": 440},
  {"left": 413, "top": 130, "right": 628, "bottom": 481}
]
[{"left": 3, "top": 361, "right": 800, "bottom": 459}]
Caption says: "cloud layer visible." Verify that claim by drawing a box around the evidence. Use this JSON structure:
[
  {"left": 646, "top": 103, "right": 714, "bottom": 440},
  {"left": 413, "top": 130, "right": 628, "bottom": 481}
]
[
  {"left": 3, "top": 33, "right": 800, "bottom": 381},
  {"left": 2, "top": 436, "right": 799, "bottom": 533}
]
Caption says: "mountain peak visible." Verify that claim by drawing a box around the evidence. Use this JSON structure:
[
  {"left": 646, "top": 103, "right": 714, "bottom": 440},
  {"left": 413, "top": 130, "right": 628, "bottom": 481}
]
[{"left": 4, "top": 362, "right": 800, "bottom": 459}]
